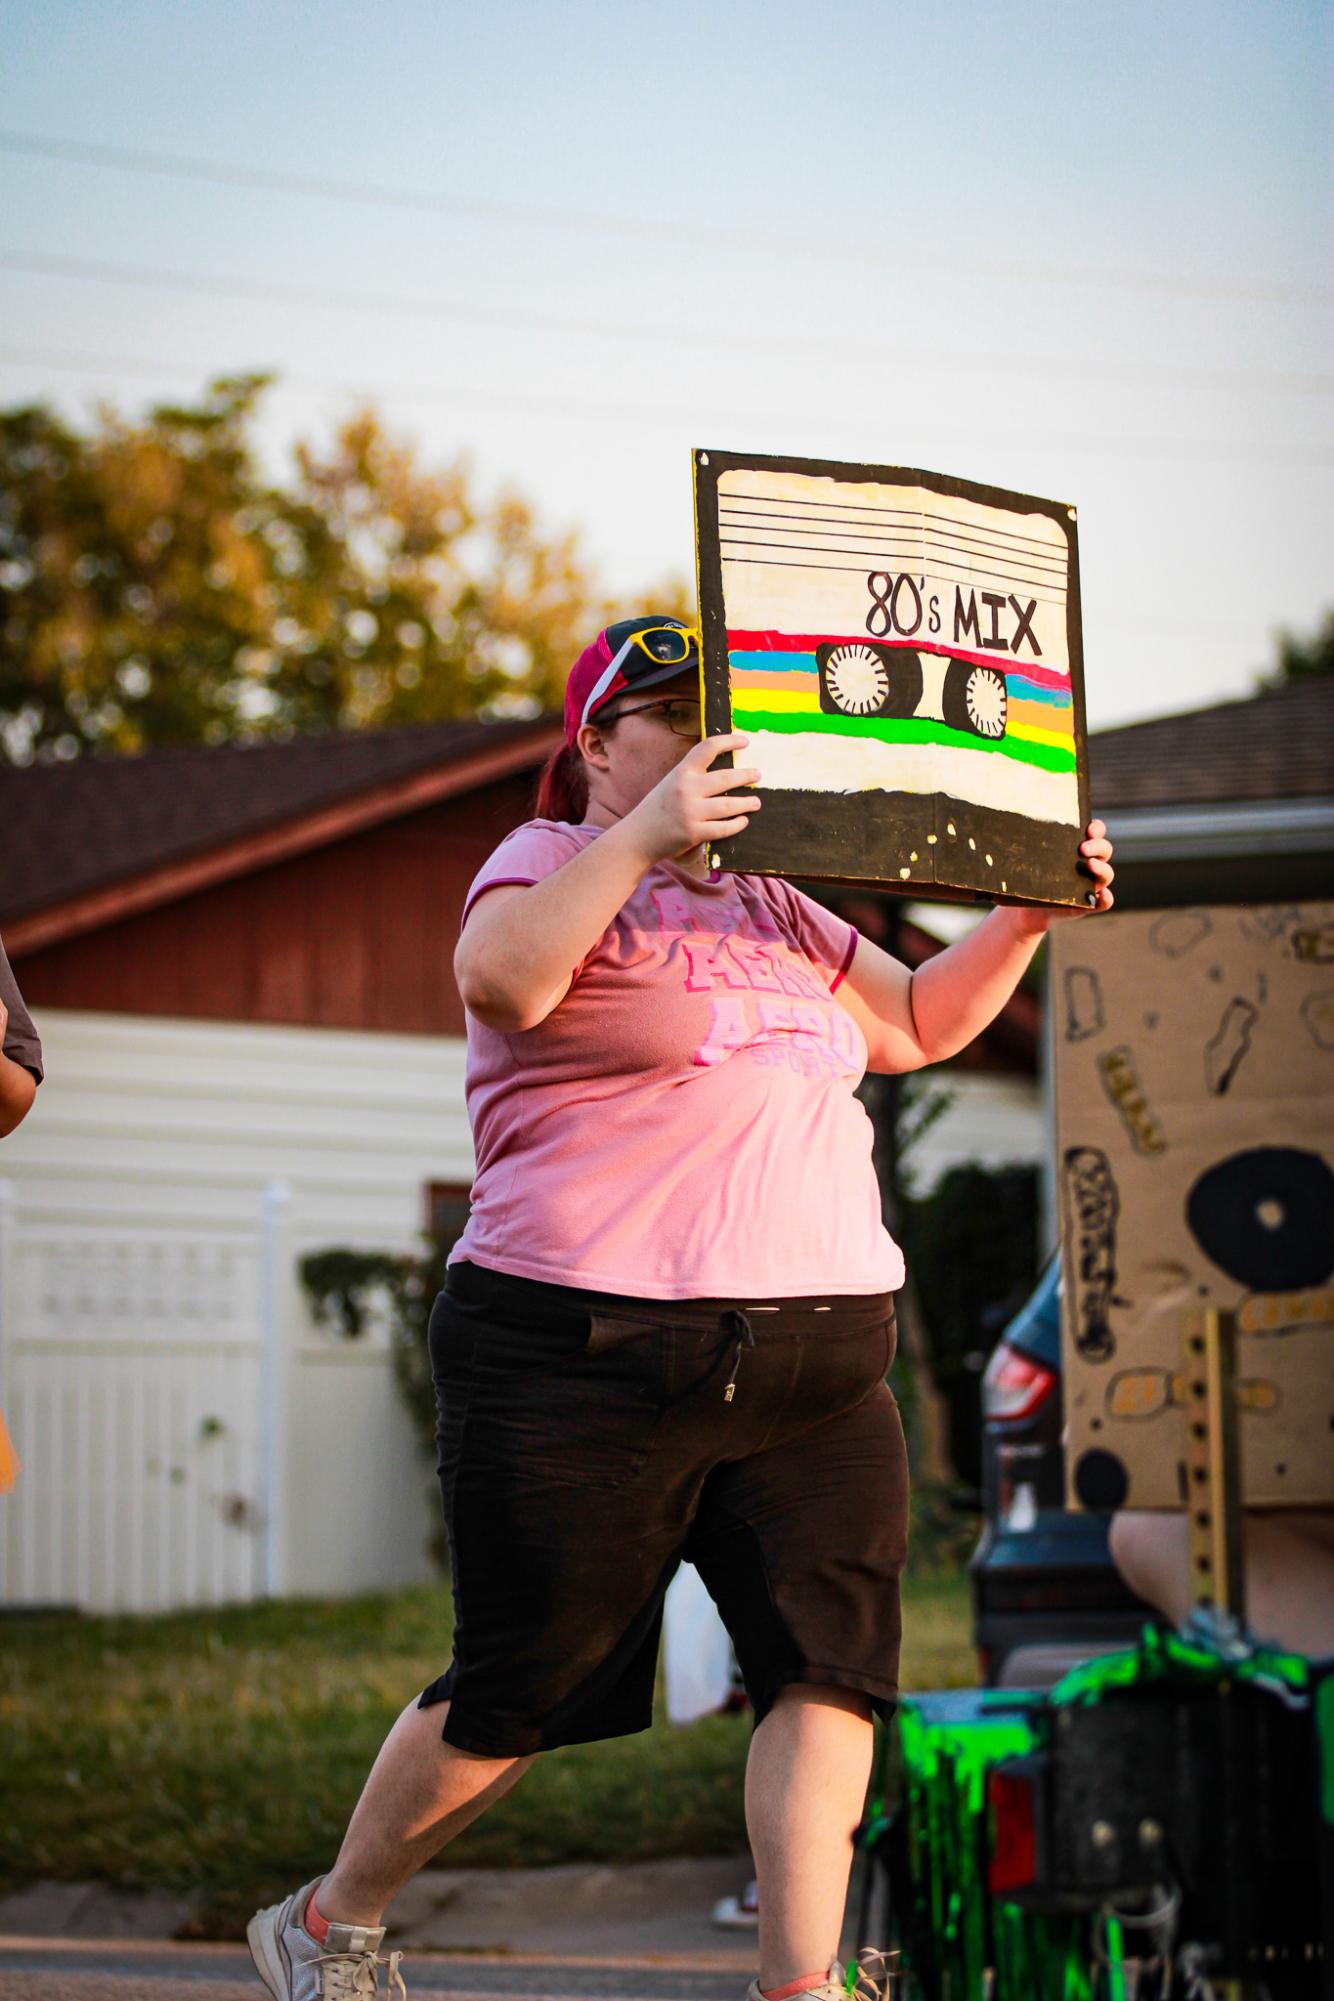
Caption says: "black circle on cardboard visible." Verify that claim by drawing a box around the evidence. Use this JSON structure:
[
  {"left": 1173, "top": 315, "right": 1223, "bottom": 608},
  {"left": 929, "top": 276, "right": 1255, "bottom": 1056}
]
[
  {"left": 1185, "top": 1147, "right": 1334, "bottom": 1291},
  {"left": 1074, "top": 1448, "right": 1129, "bottom": 1511}
]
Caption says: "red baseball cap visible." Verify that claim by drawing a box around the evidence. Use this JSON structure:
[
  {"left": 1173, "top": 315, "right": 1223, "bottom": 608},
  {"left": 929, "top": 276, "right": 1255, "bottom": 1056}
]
[{"left": 564, "top": 616, "right": 700, "bottom": 746}]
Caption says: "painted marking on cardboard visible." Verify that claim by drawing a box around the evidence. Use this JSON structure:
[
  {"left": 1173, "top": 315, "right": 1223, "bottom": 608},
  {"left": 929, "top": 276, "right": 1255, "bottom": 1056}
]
[
  {"left": 1300, "top": 986, "right": 1334, "bottom": 1051},
  {"left": 1063, "top": 1145, "right": 1125, "bottom": 1362},
  {"left": 1239, "top": 905, "right": 1303, "bottom": 946},
  {"left": 1149, "top": 910, "right": 1211, "bottom": 959},
  {"left": 1097, "top": 1045, "right": 1167, "bottom": 1155},
  {"left": 1063, "top": 965, "right": 1105, "bottom": 1043},
  {"left": 1072, "top": 1446, "right": 1128, "bottom": 1510},
  {"left": 1105, "top": 1366, "right": 1279, "bottom": 1419},
  {"left": 1186, "top": 1146, "right": 1334, "bottom": 1292},
  {"left": 1204, "top": 996, "right": 1259, "bottom": 1095},
  {"left": 1238, "top": 1287, "right": 1334, "bottom": 1337},
  {"left": 1290, "top": 920, "right": 1334, "bottom": 963}
]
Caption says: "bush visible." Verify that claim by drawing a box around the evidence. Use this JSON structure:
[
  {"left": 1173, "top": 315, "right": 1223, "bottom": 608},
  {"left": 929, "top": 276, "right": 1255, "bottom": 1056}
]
[
  {"left": 900, "top": 1163, "right": 1041, "bottom": 1487},
  {"left": 299, "top": 1238, "right": 452, "bottom": 1567}
]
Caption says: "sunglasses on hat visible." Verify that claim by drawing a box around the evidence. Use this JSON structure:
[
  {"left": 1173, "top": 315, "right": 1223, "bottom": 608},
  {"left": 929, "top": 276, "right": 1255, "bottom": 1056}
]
[
  {"left": 565, "top": 616, "right": 702, "bottom": 743},
  {"left": 620, "top": 622, "right": 700, "bottom": 667}
]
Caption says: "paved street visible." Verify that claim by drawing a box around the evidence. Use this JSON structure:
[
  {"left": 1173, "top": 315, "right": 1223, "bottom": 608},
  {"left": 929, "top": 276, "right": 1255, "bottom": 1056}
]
[
  {"left": 0, "top": 1858, "right": 779, "bottom": 2001},
  {"left": 0, "top": 1940, "right": 754, "bottom": 2001}
]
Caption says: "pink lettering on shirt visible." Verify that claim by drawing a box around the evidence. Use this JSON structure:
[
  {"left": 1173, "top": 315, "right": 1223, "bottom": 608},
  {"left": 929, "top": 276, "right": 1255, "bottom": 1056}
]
[
  {"left": 451, "top": 820, "right": 904, "bottom": 1299},
  {"left": 692, "top": 996, "right": 752, "bottom": 1067}
]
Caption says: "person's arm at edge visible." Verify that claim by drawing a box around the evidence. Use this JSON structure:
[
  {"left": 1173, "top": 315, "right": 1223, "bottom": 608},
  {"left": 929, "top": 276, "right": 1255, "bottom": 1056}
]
[
  {"left": 834, "top": 820, "right": 1116, "bottom": 1074},
  {"left": 0, "top": 1050, "right": 37, "bottom": 1138},
  {"left": 0, "top": 980, "right": 39, "bottom": 1137}
]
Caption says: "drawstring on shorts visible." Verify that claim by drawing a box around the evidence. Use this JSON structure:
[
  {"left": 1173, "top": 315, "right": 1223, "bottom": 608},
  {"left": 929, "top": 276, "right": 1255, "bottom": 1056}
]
[{"left": 721, "top": 1308, "right": 756, "bottom": 1402}]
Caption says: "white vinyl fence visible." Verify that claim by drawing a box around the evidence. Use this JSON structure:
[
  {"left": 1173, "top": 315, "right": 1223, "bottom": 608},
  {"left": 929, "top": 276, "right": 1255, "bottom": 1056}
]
[
  {"left": 0, "top": 1178, "right": 281, "bottom": 1609},
  {"left": 0, "top": 1010, "right": 474, "bottom": 1614}
]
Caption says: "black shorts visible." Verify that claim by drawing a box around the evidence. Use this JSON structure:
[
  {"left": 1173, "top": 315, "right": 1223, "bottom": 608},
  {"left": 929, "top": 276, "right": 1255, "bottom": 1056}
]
[{"left": 418, "top": 1260, "right": 909, "bottom": 1757}]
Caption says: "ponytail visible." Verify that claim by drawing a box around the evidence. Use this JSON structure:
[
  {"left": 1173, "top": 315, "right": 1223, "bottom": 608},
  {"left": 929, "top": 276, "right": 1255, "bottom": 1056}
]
[{"left": 534, "top": 741, "right": 588, "bottom": 823}]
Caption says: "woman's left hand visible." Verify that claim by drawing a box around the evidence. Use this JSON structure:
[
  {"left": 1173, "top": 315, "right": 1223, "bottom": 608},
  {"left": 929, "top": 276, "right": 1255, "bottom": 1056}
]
[
  {"left": 1045, "top": 818, "right": 1115, "bottom": 924},
  {"left": 1006, "top": 820, "right": 1115, "bottom": 935}
]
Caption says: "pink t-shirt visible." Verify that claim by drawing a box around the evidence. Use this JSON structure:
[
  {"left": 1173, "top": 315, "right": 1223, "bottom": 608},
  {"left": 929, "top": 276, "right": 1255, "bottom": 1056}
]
[{"left": 450, "top": 820, "right": 905, "bottom": 1300}]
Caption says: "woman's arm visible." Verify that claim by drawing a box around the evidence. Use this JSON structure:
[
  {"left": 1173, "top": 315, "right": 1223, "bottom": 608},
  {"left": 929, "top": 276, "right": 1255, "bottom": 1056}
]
[
  {"left": 455, "top": 734, "right": 760, "bottom": 1032},
  {"left": 835, "top": 820, "right": 1115, "bottom": 1074}
]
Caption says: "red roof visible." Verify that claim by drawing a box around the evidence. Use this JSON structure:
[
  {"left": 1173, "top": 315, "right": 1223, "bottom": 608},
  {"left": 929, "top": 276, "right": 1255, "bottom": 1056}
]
[
  {"left": 1087, "top": 677, "right": 1332, "bottom": 811},
  {"left": 0, "top": 718, "right": 560, "bottom": 951},
  {"left": 4, "top": 676, "right": 1328, "bottom": 949}
]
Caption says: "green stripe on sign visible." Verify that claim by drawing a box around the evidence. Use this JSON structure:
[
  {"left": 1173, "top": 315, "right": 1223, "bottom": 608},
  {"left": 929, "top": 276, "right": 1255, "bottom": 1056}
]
[{"left": 730, "top": 707, "right": 1079, "bottom": 775}]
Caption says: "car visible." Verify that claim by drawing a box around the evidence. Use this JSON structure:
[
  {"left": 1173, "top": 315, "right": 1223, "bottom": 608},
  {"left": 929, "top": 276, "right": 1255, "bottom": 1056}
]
[{"left": 970, "top": 1255, "right": 1157, "bottom": 1688}]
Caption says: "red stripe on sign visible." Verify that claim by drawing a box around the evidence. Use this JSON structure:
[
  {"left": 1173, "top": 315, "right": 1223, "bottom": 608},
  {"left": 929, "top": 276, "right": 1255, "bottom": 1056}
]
[{"left": 726, "top": 629, "right": 1072, "bottom": 693}]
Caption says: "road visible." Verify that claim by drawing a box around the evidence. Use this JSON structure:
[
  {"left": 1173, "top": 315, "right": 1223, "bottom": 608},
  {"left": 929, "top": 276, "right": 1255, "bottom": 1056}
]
[{"left": 0, "top": 1940, "right": 754, "bottom": 2001}]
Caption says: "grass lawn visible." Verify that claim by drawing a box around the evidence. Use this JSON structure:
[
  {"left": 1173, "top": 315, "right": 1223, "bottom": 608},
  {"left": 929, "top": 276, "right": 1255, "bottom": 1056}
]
[{"left": 0, "top": 1567, "right": 974, "bottom": 1934}]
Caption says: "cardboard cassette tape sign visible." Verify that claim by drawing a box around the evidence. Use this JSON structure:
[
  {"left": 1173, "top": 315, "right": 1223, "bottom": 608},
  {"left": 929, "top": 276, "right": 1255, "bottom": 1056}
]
[
  {"left": 1053, "top": 902, "right": 1334, "bottom": 1512},
  {"left": 692, "top": 447, "right": 1092, "bottom": 908}
]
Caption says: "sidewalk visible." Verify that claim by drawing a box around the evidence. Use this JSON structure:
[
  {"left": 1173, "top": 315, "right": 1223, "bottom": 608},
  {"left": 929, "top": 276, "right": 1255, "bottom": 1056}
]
[
  {"left": 0, "top": 1945, "right": 753, "bottom": 2000},
  {"left": 0, "top": 1858, "right": 789, "bottom": 2000},
  {"left": 0, "top": 1856, "right": 766, "bottom": 1956}
]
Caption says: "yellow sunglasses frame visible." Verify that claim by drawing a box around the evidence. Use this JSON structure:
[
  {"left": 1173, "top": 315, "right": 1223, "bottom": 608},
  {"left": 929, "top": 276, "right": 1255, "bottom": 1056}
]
[{"left": 624, "top": 623, "right": 701, "bottom": 668}]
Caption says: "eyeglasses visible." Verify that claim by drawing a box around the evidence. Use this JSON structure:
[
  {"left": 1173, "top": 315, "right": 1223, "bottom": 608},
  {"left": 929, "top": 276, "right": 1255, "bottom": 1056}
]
[
  {"left": 624, "top": 623, "right": 700, "bottom": 667},
  {"left": 611, "top": 698, "right": 702, "bottom": 738}
]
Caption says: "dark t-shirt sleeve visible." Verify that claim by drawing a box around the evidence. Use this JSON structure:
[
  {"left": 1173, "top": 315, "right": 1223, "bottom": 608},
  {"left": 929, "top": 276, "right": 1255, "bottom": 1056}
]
[{"left": 0, "top": 936, "right": 42, "bottom": 1084}]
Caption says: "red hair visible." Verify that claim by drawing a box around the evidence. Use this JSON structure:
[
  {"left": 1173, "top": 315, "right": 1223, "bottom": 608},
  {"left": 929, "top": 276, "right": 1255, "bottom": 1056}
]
[{"left": 534, "top": 742, "right": 588, "bottom": 823}]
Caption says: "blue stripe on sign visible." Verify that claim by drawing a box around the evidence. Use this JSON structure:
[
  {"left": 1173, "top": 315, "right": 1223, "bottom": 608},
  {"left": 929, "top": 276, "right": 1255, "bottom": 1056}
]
[
  {"left": 729, "top": 650, "right": 819, "bottom": 675},
  {"left": 1005, "top": 675, "right": 1073, "bottom": 707}
]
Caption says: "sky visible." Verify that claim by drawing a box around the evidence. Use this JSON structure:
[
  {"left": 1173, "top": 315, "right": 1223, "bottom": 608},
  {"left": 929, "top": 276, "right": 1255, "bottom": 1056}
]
[{"left": 1, "top": 0, "right": 1330, "bottom": 730}]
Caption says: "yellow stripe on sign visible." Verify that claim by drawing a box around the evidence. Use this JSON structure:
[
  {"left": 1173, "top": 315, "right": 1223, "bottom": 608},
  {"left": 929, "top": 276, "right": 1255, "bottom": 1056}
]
[
  {"left": 731, "top": 686, "right": 821, "bottom": 714},
  {"left": 1008, "top": 721, "right": 1077, "bottom": 753},
  {"left": 729, "top": 678, "right": 820, "bottom": 702}
]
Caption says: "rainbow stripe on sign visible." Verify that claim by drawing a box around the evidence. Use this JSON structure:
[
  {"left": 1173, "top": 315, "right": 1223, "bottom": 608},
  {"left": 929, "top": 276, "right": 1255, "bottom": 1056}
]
[{"left": 727, "top": 645, "right": 1077, "bottom": 776}]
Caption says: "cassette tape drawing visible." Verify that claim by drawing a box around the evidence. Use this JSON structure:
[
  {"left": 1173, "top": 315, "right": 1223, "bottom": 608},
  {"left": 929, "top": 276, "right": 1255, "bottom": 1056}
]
[{"left": 693, "top": 446, "right": 1092, "bottom": 907}]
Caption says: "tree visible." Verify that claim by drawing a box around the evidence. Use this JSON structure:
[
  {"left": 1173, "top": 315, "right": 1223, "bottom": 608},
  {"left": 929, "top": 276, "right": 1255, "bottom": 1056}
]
[
  {"left": 0, "top": 376, "right": 683, "bottom": 761},
  {"left": 1257, "top": 609, "right": 1334, "bottom": 690}
]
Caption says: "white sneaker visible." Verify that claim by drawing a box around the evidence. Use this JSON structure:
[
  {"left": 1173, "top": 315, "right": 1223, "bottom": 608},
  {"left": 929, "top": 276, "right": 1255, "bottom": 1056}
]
[
  {"left": 713, "top": 1878, "right": 760, "bottom": 1928},
  {"left": 745, "top": 1951, "right": 900, "bottom": 1999},
  {"left": 247, "top": 1876, "right": 407, "bottom": 1998}
]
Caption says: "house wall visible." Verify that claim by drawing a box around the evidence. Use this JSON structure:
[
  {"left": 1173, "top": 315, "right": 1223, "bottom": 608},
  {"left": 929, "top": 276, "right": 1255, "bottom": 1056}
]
[
  {"left": 2, "top": 770, "right": 1046, "bottom": 1612},
  {"left": 12, "top": 771, "right": 537, "bottom": 1036},
  {"left": 0, "top": 1009, "right": 473, "bottom": 1613},
  {"left": 905, "top": 1072, "right": 1045, "bottom": 1196}
]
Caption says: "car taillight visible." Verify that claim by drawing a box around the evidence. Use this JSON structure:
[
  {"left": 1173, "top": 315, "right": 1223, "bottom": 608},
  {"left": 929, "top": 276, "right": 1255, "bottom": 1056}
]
[
  {"left": 982, "top": 1343, "right": 1057, "bottom": 1423},
  {"left": 988, "top": 1764, "right": 1039, "bottom": 1895}
]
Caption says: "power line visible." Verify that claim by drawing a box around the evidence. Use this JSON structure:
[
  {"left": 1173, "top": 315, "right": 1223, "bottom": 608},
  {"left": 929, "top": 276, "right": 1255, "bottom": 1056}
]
[
  {"left": 3, "top": 248, "right": 1330, "bottom": 400},
  {"left": 2, "top": 341, "right": 1330, "bottom": 469},
  {"left": 2, "top": 127, "right": 1331, "bottom": 310}
]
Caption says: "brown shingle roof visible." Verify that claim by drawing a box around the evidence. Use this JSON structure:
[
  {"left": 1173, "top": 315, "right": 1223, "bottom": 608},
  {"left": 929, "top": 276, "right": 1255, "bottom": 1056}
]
[
  {"left": 1087, "top": 678, "right": 1333, "bottom": 811},
  {"left": 1, "top": 679, "right": 1329, "bottom": 930},
  {"left": 0, "top": 718, "right": 555, "bottom": 927}
]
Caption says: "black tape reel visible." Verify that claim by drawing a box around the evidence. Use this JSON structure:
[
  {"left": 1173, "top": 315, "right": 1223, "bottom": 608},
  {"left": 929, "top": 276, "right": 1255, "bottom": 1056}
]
[{"left": 1186, "top": 1146, "right": 1334, "bottom": 1292}]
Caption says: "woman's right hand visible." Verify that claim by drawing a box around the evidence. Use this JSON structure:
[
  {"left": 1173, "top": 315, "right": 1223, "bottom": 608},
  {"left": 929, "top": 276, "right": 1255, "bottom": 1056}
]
[{"left": 622, "top": 734, "right": 762, "bottom": 864}]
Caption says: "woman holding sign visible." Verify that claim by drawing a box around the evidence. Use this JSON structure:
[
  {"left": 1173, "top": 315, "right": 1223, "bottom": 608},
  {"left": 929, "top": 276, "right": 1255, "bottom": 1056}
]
[{"left": 249, "top": 615, "right": 1114, "bottom": 2001}]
